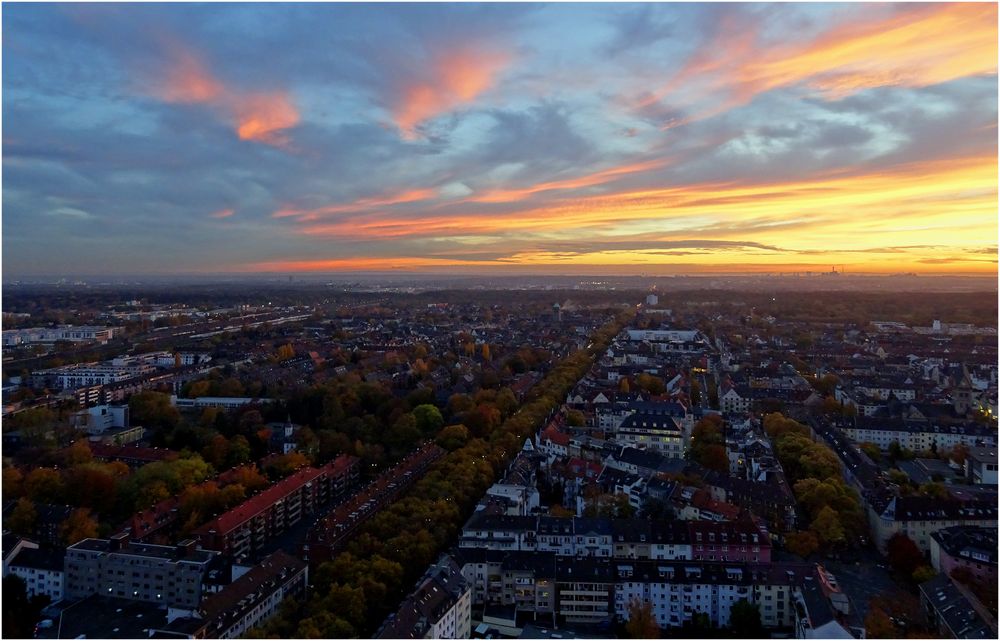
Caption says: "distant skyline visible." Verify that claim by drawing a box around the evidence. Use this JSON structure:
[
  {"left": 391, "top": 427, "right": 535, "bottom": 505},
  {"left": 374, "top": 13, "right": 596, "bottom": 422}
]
[{"left": 3, "top": 3, "right": 997, "bottom": 277}]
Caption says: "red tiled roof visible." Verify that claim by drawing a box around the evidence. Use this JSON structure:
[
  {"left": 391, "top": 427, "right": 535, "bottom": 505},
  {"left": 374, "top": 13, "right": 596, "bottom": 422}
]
[
  {"left": 194, "top": 456, "right": 357, "bottom": 537},
  {"left": 541, "top": 425, "right": 570, "bottom": 447}
]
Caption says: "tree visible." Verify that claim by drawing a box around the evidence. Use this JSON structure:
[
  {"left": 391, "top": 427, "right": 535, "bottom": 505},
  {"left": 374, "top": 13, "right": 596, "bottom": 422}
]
[
  {"left": 412, "top": 404, "right": 444, "bottom": 435},
  {"left": 810, "top": 505, "right": 846, "bottom": 546},
  {"left": 565, "top": 409, "right": 586, "bottom": 427},
  {"left": 129, "top": 391, "right": 180, "bottom": 431},
  {"left": 3, "top": 467, "right": 24, "bottom": 500},
  {"left": 784, "top": 530, "right": 820, "bottom": 558},
  {"left": 23, "top": 468, "right": 65, "bottom": 504},
  {"left": 8, "top": 497, "right": 37, "bottom": 537},
  {"left": 864, "top": 604, "right": 897, "bottom": 639},
  {"left": 619, "top": 377, "right": 630, "bottom": 393},
  {"left": 911, "top": 566, "right": 936, "bottom": 584},
  {"left": 729, "top": 599, "right": 764, "bottom": 637},
  {"left": 859, "top": 442, "right": 881, "bottom": 462},
  {"left": 625, "top": 598, "right": 659, "bottom": 639},
  {"left": 3, "top": 575, "right": 49, "bottom": 639},
  {"left": 435, "top": 424, "right": 469, "bottom": 451},
  {"left": 690, "top": 379, "right": 701, "bottom": 405},
  {"left": 60, "top": 508, "right": 99, "bottom": 545},
  {"left": 887, "top": 534, "right": 924, "bottom": 577},
  {"left": 481, "top": 343, "right": 491, "bottom": 361}
]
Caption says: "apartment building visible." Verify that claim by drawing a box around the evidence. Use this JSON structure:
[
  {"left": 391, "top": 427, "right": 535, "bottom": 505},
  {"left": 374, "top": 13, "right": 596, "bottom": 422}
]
[
  {"left": 929, "top": 526, "right": 997, "bottom": 587},
  {"left": 867, "top": 494, "right": 998, "bottom": 554},
  {"left": 377, "top": 555, "right": 472, "bottom": 639},
  {"left": 841, "top": 418, "right": 996, "bottom": 452},
  {"left": 194, "top": 455, "right": 358, "bottom": 558},
  {"left": 64, "top": 535, "right": 219, "bottom": 609},
  {"left": 157, "top": 550, "right": 308, "bottom": 639},
  {"left": 453, "top": 548, "right": 817, "bottom": 631},
  {"left": 7, "top": 547, "right": 65, "bottom": 603}
]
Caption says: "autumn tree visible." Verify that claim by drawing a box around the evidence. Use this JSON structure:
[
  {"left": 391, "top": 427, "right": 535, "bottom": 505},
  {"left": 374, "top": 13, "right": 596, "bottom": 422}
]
[
  {"left": 8, "top": 498, "right": 37, "bottom": 537},
  {"left": 23, "top": 468, "right": 65, "bottom": 504},
  {"left": 887, "top": 534, "right": 924, "bottom": 577},
  {"left": 810, "top": 505, "right": 847, "bottom": 546},
  {"left": 2, "top": 466, "right": 24, "bottom": 500},
  {"left": 864, "top": 604, "right": 897, "bottom": 638},
  {"left": 435, "top": 424, "right": 470, "bottom": 451},
  {"left": 625, "top": 598, "right": 660, "bottom": 639},
  {"left": 60, "top": 508, "right": 99, "bottom": 545},
  {"left": 784, "top": 530, "right": 820, "bottom": 558}
]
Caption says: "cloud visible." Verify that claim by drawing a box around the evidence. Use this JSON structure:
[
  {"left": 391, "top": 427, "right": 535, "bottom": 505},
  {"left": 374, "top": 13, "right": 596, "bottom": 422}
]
[
  {"left": 391, "top": 45, "right": 511, "bottom": 139},
  {"left": 274, "top": 187, "right": 439, "bottom": 222},
  {"left": 640, "top": 4, "right": 997, "bottom": 115},
  {"left": 46, "top": 206, "right": 94, "bottom": 219},
  {"left": 209, "top": 208, "right": 235, "bottom": 218},
  {"left": 148, "top": 38, "right": 299, "bottom": 147}
]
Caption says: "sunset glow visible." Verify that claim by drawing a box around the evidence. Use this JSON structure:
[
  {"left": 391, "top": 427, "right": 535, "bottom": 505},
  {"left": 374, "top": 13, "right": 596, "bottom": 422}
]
[{"left": 3, "top": 3, "right": 996, "bottom": 277}]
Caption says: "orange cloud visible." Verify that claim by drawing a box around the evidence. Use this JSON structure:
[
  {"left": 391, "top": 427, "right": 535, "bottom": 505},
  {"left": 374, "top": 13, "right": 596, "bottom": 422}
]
[
  {"left": 274, "top": 188, "right": 438, "bottom": 221},
  {"left": 156, "top": 47, "right": 224, "bottom": 103},
  {"left": 209, "top": 208, "right": 235, "bottom": 219},
  {"left": 393, "top": 47, "right": 510, "bottom": 139},
  {"left": 234, "top": 92, "right": 299, "bottom": 145},
  {"left": 286, "top": 153, "right": 997, "bottom": 260},
  {"left": 642, "top": 3, "right": 997, "bottom": 110},
  {"left": 149, "top": 40, "right": 299, "bottom": 147},
  {"left": 469, "top": 158, "right": 670, "bottom": 204}
]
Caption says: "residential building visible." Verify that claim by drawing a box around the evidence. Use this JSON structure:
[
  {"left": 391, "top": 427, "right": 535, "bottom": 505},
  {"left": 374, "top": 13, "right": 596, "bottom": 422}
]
[
  {"left": 157, "top": 550, "right": 309, "bottom": 639},
  {"left": 965, "top": 447, "right": 998, "bottom": 485},
  {"left": 64, "top": 535, "right": 218, "bottom": 609},
  {"left": 929, "top": 526, "right": 997, "bottom": 587},
  {"left": 867, "top": 494, "right": 998, "bottom": 554},
  {"left": 919, "top": 574, "right": 996, "bottom": 639},
  {"left": 172, "top": 396, "right": 275, "bottom": 410},
  {"left": 195, "top": 455, "right": 358, "bottom": 559},
  {"left": 7, "top": 546, "right": 65, "bottom": 603},
  {"left": 377, "top": 555, "right": 472, "bottom": 639}
]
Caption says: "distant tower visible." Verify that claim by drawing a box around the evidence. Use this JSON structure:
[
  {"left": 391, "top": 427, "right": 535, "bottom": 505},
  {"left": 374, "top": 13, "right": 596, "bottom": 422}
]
[
  {"left": 953, "top": 374, "right": 974, "bottom": 415},
  {"left": 646, "top": 294, "right": 659, "bottom": 306},
  {"left": 553, "top": 303, "right": 562, "bottom": 321}
]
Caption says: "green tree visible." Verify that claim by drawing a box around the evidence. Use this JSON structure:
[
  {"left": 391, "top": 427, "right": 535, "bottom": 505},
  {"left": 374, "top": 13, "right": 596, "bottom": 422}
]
[
  {"left": 729, "top": 599, "right": 764, "bottom": 637},
  {"left": 912, "top": 566, "right": 936, "bottom": 584},
  {"left": 412, "top": 404, "right": 444, "bottom": 435},
  {"left": 2, "top": 575, "right": 49, "bottom": 639},
  {"left": 129, "top": 391, "right": 180, "bottom": 431}
]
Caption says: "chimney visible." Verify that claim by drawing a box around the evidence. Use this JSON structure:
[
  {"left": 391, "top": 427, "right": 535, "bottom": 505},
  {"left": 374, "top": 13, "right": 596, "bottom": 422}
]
[
  {"left": 176, "top": 539, "right": 198, "bottom": 558},
  {"left": 109, "top": 531, "right": 130, "bottom": 551}
]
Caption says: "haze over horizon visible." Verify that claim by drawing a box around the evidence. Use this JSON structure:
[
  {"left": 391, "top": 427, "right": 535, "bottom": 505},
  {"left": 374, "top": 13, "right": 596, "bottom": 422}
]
[{"left": 3, "top": 3, "right": 998, "bottom": 277}]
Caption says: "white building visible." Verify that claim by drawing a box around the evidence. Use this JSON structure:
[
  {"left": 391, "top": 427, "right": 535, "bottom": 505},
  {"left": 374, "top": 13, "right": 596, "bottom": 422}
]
[
  {"left": 71, "top": 404, "right": 129, "bottom": 434},
  {"left": 172, "top": 396, "right": 274, "bottom": 410},
  {"left": 2, "top": 326, "right": 119, "bottom": 347},
  {"left": 377, "top": 555, "right": 472, "bottom": 639},
  {"left": 7, "top": 547, "right": 65, "bottom": 603}
]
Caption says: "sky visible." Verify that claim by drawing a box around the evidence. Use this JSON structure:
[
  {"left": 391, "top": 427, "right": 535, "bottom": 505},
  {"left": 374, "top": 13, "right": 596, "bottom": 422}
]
[{"left": 2, "top": 2, "right": 998, "bottom": 277}]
